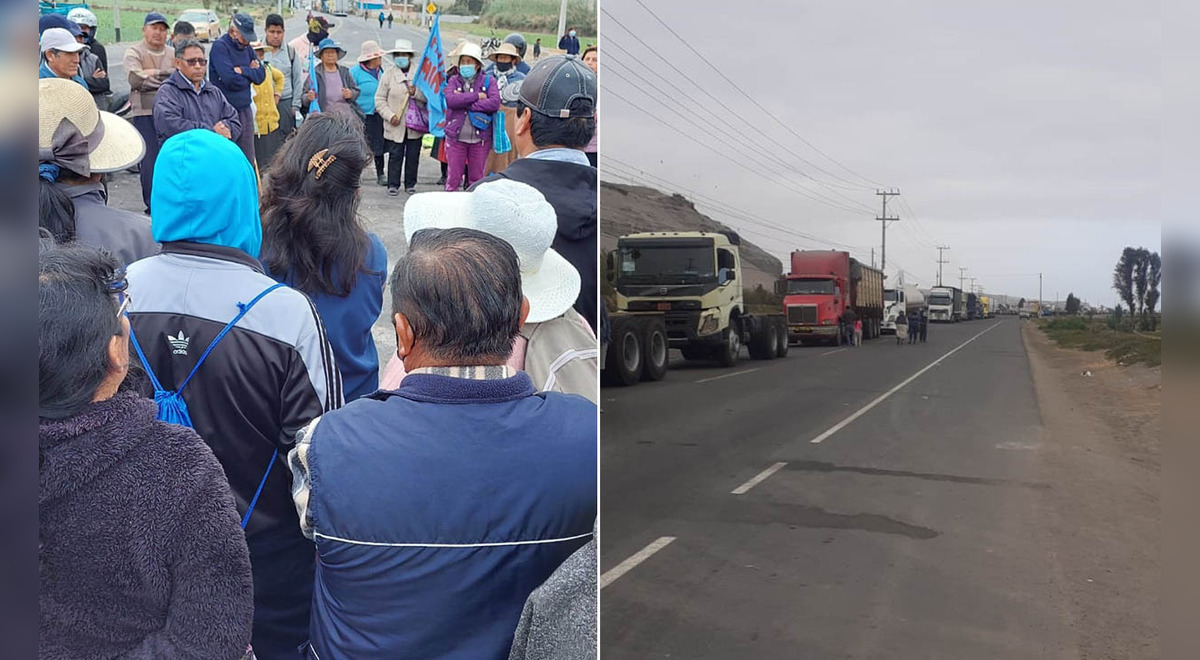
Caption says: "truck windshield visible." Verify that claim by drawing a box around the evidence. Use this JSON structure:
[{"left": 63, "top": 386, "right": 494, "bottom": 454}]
[
  {"left": 929, "top": 294, "right": 952, "bottom": 305},
  {"left": 786, "top": 278, "right": 835, "bottom": 295},
  {"left": 617, "top": 245, "right": 715, "bottom": 284},
  {"left": 883, "top": 290, "right": 898, "bottom": 302}
]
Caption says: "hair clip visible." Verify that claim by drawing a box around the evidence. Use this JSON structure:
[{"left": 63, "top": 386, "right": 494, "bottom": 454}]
[{"left": 307, "top": 149, "right": 337, "bottom": 180}]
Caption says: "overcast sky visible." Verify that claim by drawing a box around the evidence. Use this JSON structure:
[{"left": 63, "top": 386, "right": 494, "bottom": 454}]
[{"left": 599, "top": 0, "right": 1160, "bottom": 307}]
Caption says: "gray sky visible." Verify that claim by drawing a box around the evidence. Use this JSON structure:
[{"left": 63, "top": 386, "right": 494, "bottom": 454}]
[{"left": 599, "top": 0, "right": 1160, "bottom": 307}]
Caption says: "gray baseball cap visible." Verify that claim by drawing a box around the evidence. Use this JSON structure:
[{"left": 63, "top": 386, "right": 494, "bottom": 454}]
[{"left": 518, "top": 55, "right": 596, "bottom": 119}]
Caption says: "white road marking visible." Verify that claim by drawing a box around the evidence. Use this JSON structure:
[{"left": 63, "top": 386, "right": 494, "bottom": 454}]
[
  {"left": 809, "top": 321, "right": 1004, "bottom": 444},
  {"left": 731, "top": 461, "right": 789, "bottom": 495},
  {"left": 821, "top": 348, "right": 848, "bottom": 356},
  {"left": 696, "top": 367, "right": 761, "bottom": 384},
  {"left": 600, "top": 536, "right": 677, "bottom": 589}
]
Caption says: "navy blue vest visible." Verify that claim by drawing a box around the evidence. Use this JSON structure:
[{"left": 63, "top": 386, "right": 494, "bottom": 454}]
[{"left": 306, "top": 372, "right": 597, "bottom": 659}]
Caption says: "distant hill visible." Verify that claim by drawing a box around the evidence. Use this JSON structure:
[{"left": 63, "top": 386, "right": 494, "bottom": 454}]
[{"left": 600, "top": 182, "right": 783, "bottom": 292}]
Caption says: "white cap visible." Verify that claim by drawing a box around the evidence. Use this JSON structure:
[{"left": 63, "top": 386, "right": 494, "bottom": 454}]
[{"left": 40, "top": 27, "right": 87, "bottom": 54}]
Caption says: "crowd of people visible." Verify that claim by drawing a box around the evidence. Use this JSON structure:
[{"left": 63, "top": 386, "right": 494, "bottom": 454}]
[
  {"left": 39, "top": 9, "right": 601, "bottom": 660},
  {"left": 893, "top": 308, "right": 929, "bottom": 345}
]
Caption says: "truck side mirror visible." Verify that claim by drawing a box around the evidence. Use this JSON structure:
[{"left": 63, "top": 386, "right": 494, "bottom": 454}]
[
  {"left": 605, "top": 252, "right": 616, "bottom": 281},
  {"left": 718, "top": 268, "right": 736, "bottom": 285}
]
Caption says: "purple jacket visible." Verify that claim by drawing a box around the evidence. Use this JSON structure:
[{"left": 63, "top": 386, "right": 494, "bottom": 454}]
[
  {"left": 443, "top": 72, "right": 501, "bottom": 143},
  {"left": 153, "top": 70, "right": 242, "bottom": 145},
  {"left": 39, "top": 392, "right": 254, "bottom": 659}
]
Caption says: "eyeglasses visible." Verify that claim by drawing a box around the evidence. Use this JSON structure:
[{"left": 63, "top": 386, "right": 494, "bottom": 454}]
[
  {"left": 183, "top": 57, "right": 208, "bottom": 66},
  {"left": 116, "top": 291, "right": 131, "bottom": 318}
]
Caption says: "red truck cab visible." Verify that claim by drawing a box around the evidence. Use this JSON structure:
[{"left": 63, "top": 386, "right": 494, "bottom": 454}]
[{"left": 782, "top": 250, "right": 883, "bottom": 346}]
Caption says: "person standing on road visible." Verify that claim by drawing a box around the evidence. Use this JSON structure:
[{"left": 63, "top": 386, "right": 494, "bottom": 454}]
[
  {"left": 350, "top": 40, "right": 388, "bottom": 186},
  {"left": 396, "top": 179, "right": 599, "bottom": 403},
  {"left": 533, "top": 38, "right": 542, "bottom": 60},
  {"left": 504, "top": 33, "right": 532, "bottom": 74},
  {"left": 920, "top": 309, "right": 929, "bottom": 342},
  {"left": 484, "top": 42, "right": 526, "bottom": 176},
  {"left": 39, "top": 27, "right": 87, "bottom": 87},
  {"left": 124, "top": 12, "right": 175, "bottom": 214},
  {"left": 290, "top": 15, "right": 332, "bottom": 64},
  {"left": 444, "top": 42, "right": 500, "bottom": 191},
  {"left": 471, "top": 55, "right": 598, "bottom": 331},
  {"left": 38, "top": 78, "right": 157, "bottom": 265},
  {"left": 854, "top": 318, "right": 863, "bottom": 346},
  {"left": 894, "top": 310, "right": 908, "bottom": 345},
  {"left": 581, "top": 46, "right": 598, "bottom": 168},
  {"left": 152, "top": 39, "right": 242, "bottom": 147},
  {"left": 171, "top": 21, "right": 196, "bottom": 50},
  {"left": 908, "top": 310, "right": 920, "bottom": 344},
  {"left": 261, "top": 114, "right": 387, "bottom": 402},
  {"left": 125, "top": 128, "right": 343, "bottom": 659},
  {"left": 250, "top": 41, "right": 287, "bottom": 171},
  {"left": 378, "top": 10, "right": 385, "bottom": 28},
  {"left": 262, "top": 14, "right": 304, "bottom": 136},
  {"left": 558, "top": 27, "right": 580, "bottom": 55},
  {"left": 209, "top": 13, "right": 267, "bottom": 165},
  {"left": 376, "top": 38, "right": 425, "bottom": 196},
  {"left": 287, "top": 226, "right": 597, "bottom": 659},
  {"left": 302, "top": 39, "right": 362, "bottom": 122},
  {"left": 842, "top": 307, "right": 856, "bottom": 346},
  {"left": 387, "top": 11, "right": 394, "bottom": 28},
  {"left": 65, "top": 9, "right": 110, "bottom": 108},
  {"left": 38, "top": 241, "right": 254, "bottom": 660}
]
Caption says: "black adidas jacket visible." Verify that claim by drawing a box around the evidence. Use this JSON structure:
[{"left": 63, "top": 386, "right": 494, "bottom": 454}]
[{"left": 125, "top": 241, "right": 343, "bottom": 539}]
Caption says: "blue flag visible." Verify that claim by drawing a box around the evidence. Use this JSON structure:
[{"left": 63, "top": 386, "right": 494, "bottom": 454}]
[
  {"left": 308, "top": 51, "right": 321, "bottom": 114},
  {"left": 413, "top": 12, "right": 447, "bottom": 138}
]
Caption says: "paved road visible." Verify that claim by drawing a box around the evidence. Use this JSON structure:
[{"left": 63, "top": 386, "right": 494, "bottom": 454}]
[
  {"left": 102, "top": 12, "right": 462, "bottom": 366},
  {"left": 600, "top": 319, "right": 1084, "bottom": 659}
]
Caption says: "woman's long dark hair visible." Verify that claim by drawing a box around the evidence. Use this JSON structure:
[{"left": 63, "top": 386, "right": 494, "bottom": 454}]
[
  {"left": 39, "top": 176, "right": 77, "bottom": 243},
  {"left": 260, "top": 113, "right": 373, "bottom": 297}
]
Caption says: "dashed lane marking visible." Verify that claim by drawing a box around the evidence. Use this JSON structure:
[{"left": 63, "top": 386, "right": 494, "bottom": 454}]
[
  {"left": 600, "top": 536, "right": 677, "bottom": 589},
  {"left": 731, "top": 461, "right": 789, "bottom": 495}
]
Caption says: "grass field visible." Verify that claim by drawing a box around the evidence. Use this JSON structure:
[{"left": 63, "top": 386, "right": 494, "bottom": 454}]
[
  {"left": 86, "top": 1, "right": 292, "bottom": 44},
  {"left": 1038, "top": 317, "right": 1161, "bottom": 367},
  {"left": 446, "top": 22, "right": 596, "bottom": 54}
]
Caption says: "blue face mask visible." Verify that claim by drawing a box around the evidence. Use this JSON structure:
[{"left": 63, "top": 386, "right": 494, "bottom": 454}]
[
  {"left": 394, "top": 56, "right": 409, "bottom": 68},
  {"left": 459, "top": 64, "right": 476, "bottom": 79},
  {"left": 569, "top": 30, "right": 576, "bottom": 37}
]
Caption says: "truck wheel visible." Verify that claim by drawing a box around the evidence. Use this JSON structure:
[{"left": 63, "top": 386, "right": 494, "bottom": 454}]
[
  {"left": 748, "top": 319, "right": 775, "bottom": 360},
  {"left": 774, "top": 318, "right": 789, "bottom": 357},
  {"left": 603, "top": 317, "right": 643, "bottom": 386},
  {"left": 641, "top": 317, "right": 669, "bottom": 381},
  {"left": 714, "top": 324, "right": 741, "bottom": 367}
]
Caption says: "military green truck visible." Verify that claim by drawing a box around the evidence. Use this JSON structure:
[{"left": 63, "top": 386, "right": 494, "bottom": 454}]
[{"left": 602, "top": 231, "right": 789, "bottom": 386}]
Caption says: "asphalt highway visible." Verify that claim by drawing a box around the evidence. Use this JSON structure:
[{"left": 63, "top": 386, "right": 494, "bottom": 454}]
[{"left": 600, "top": 319, "right": 1083, "bottom": 659}]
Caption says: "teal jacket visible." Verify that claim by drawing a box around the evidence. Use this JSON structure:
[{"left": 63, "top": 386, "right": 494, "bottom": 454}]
[{"left": 349, "top": 63, "right": 381, "bottom": 116}]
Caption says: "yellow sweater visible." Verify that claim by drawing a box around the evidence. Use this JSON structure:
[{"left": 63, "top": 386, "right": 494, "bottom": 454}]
[{"left": 251, "top": 63, "right": 285, "bottom": 135}]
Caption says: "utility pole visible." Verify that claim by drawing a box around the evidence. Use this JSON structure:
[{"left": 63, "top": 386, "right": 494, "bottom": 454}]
[
  {"left": 936, "top": 245, "right": 950, "bottom": 286},
  {"left": 113, "top": 0, "right": 121, "bottom": 42},
  {"left": 871, "top": 247, "right": 875, "bottom": 269},
  {"left": 1039, "top": 273, "right": 1043, "bottom": 310},
  {"left": 958, "top": 267, "right": 967, "bottom": 292},
  {"left": 876, "top": 189, "right": 900, "bottom": 276},
  {"left": 556, "top": 0, "right": 569, "bottom": 45}
]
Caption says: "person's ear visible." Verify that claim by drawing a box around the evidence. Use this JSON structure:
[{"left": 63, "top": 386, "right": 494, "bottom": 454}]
[
  {"left": 518, "top": 296, "right": 530, "bottom": 329},
  {"left": 107, "top": 317, "right": 130, "bottom": 375},
  {"left": 394, "top": 312, "right": 414, "bottom": 358},
  {"left": 515, "top": 107, "right": 531, "bottom": 136}
]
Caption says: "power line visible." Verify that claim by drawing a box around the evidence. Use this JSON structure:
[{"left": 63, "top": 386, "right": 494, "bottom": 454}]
[
  {"left": 602, "top": 86, "right": 875, "bottom": 216},
  {"left": 601, "top": 65, "right": 877, "bottom": 215},
  {"left": 623, "top": 0, "right": 889, "bottom": 189}
]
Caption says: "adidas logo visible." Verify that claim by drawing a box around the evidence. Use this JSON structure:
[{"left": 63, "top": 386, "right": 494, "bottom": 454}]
[{"left": 168, "top": 331, "right": 190, "bottom": 355}]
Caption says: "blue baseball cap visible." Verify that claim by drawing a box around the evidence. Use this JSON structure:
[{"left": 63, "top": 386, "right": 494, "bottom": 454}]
[
  {"left": 143, "top": 12, "right": 169, "bottom": 27},
  {"left": 39, "top": 13, "right": 82, "bottom": 37},
  {"left": 232, "top": 13, "right": 257, "bottom": 42}
]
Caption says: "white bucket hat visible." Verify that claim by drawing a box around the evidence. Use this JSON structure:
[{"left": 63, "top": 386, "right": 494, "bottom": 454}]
[
  {"left": 456, "top": 41, "right": 484, "bottom": 67},
  {"left": 403, "top": 180, "right": 581, "bottom": 324},
  {"left": 387, "top": 38, "right": 416, "bottom": 55},
  {"left": 39, "top": 77, "right": 145, "bottom": 175}
]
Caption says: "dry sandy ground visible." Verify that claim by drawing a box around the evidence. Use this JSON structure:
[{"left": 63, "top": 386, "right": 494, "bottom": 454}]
[{"left": 1022, "top": 322, "right": 1159, "bottom": 659}]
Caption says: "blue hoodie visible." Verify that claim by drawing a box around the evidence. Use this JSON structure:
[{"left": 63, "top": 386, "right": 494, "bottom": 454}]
[{"left": 150, "top": 129, "right": 261, "bottom": 258}]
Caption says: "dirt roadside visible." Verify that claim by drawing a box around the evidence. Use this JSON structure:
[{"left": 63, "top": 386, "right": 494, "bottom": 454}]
[{"left": 1022, "top": 322, "right": 1159, "bottom": 659}]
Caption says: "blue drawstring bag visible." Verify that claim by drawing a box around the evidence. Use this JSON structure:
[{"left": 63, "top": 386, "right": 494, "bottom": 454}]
[
  {"left": 493, "top": 110, "right": 511, "bottom": 154},
  {"left": 128, "top": 283, "right": 285, "bottom": 528}
]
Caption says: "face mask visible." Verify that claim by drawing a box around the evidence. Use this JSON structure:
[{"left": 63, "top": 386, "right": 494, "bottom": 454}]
[
  {"left": 394, "top": 56, "right": 409, "bottom": 68},
  {"left": 569, "top": 30, "right": 576, "bottom": 37},
  {"left": 495, "top": 61, "right": 513, "bottom": 72},
  {"left": 459, "top": 64, "right": 476, "bottom": 79}
]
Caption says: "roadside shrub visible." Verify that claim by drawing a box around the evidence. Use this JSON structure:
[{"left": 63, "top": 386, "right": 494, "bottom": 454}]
[{"left": 479, "top": 0, "right": 596, "bottom": 34}]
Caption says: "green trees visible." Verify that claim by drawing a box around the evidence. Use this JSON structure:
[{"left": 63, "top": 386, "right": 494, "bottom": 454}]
[
  {"left": 1111, "top": 247, "right": 1161, "bottom": 331},
  {"left": 1065, "top": 293, "right": 1080, "bottom": 315}
]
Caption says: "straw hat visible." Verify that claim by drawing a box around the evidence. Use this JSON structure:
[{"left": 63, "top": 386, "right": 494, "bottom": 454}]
[
  {"left": 249, "top": 40, "right": 264, "bottom": 51},
  {"left": 456, "top": 42, "right": 484, "bottom": 66},
  {"left": 403, "top": 180, "right": 581, "bottom": 324},
  {"left": 357, "top": 39, "right": 387, "bottom": 63},
  {"left": 39, "top": 77, "right": 145, "bottom": 175},
  {"left": 487, "top": 42, "right": 522, "bottom": 62},
  {"left": 387, "top": 38, "right": 416, "bottom": 56}
]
